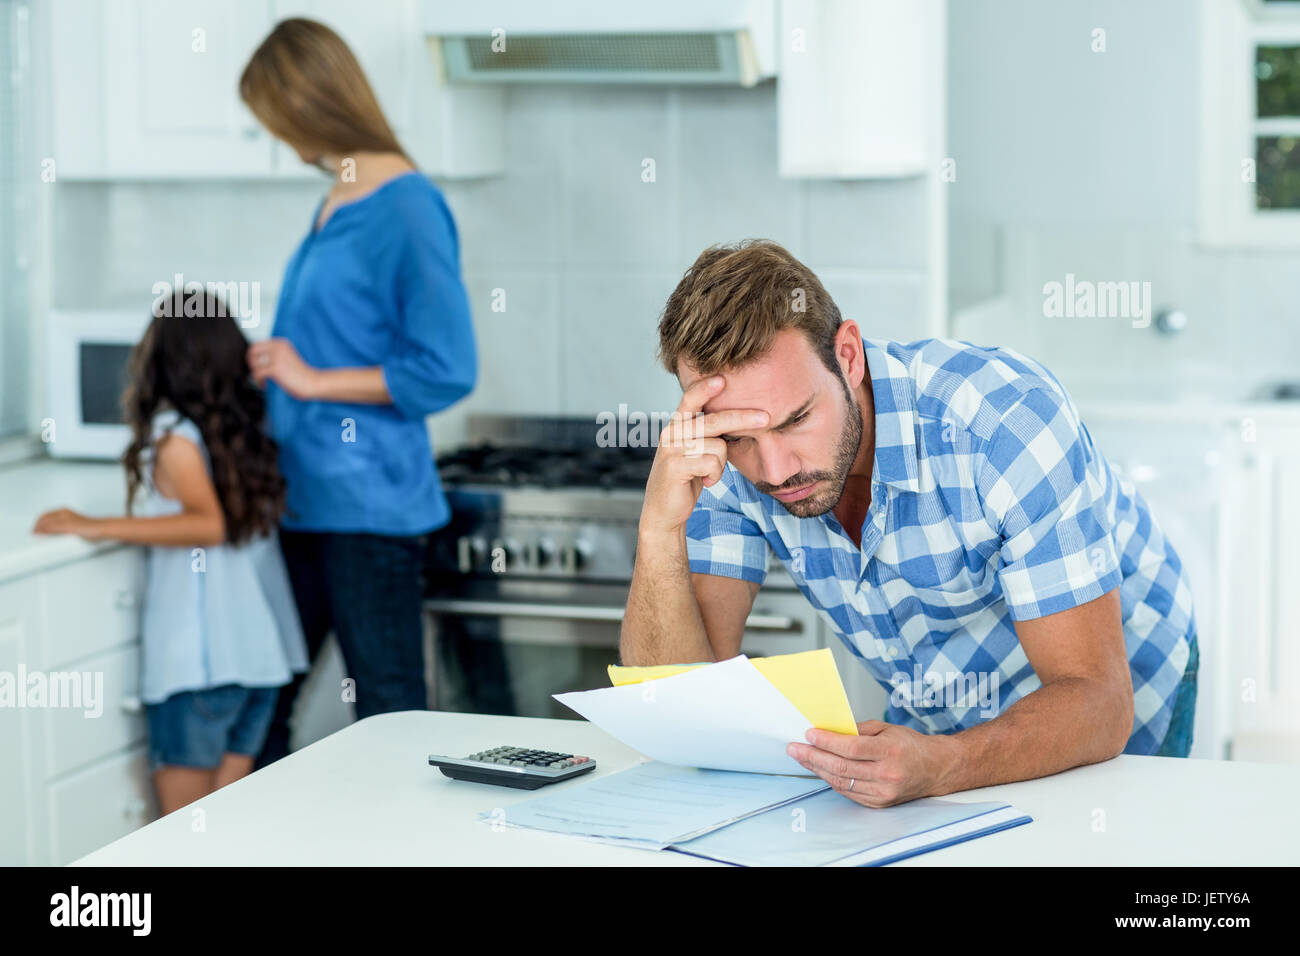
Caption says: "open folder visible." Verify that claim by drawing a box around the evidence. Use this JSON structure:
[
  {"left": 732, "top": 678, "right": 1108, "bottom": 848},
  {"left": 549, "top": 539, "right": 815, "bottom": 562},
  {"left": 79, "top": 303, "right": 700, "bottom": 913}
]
[
  {"left": 553, "top": 649, "right": 856, "bottom": 774},
  {"left": 484, "top": 761, "right": 1033, "bottom": 866},
  {"left": 529, "top": 651, "right": 1033, "bottom": 864}
]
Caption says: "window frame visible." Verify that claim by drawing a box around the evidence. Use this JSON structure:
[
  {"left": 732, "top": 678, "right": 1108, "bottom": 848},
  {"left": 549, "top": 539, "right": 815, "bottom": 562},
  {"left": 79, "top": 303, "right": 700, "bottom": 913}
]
[{"left": 1199, "top": 0, "right": 1300, "bottom": 247}]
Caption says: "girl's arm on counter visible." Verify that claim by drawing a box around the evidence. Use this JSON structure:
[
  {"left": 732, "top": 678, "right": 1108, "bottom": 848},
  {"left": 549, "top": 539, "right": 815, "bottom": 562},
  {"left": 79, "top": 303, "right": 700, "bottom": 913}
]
[{"left": 32, "top": 433, "right": 226, "bottom": 547}]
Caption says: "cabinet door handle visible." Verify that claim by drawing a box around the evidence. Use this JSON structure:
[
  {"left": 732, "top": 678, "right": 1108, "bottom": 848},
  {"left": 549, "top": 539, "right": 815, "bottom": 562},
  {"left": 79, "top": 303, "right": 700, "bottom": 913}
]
[
  {"left": 114, "top": 589, "right": 138, "bottom": 609},
  {"left": 120, "top": 696, "right": 142, "bottom": 714},
  {"left": 122, "top": 798, "right": 147, "bottom": 820}
]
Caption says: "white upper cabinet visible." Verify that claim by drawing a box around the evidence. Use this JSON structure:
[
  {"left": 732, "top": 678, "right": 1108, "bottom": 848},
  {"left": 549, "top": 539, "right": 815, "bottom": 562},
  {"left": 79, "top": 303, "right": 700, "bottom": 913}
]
[
  {"left": 48, "top": 0, "right": 503, "bottom": 180},
  {"left": 51, "top": 0, "right": 274, "bottom": 179},
  {"left": 777, "top": 0, "right": 942, "bottom": 178}
]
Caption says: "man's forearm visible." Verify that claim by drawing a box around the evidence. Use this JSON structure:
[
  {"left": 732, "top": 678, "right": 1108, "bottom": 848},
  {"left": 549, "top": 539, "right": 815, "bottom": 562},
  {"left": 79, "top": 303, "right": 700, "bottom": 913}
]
[
  {"left": 929, "top": 677, "right": 1132, "bottom": 795},
  {"left": 619, "top": 530, "right": 714, "bottom": 666}
]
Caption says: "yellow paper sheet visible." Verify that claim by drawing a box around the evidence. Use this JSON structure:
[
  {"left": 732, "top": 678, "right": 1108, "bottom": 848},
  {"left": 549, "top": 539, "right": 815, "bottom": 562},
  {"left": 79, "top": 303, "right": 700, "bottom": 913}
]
[{"left": 607, "top": 648, "right": 858, "bottom": 736}]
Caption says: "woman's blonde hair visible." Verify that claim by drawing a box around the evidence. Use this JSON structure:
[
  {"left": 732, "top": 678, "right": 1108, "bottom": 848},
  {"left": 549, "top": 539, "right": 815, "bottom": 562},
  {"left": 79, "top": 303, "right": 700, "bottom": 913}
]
[{"left": 239, "top": 18, "right": 407, "bottom": 160}]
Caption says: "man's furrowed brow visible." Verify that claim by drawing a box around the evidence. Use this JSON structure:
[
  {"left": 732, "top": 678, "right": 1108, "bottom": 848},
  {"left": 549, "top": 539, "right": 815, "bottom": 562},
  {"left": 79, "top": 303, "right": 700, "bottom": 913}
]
[
  {"left": 718, "top": 395, "right": 814, "bottom": 441},
  {"left": 773, "top": 396, "right": 816, "bottom": 430}
]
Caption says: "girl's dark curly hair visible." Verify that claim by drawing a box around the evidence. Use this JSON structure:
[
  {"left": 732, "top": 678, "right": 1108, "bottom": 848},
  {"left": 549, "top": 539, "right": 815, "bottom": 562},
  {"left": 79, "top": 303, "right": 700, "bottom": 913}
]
[{"left": 122, "top": 289, "right": 286, "bottom": 544}]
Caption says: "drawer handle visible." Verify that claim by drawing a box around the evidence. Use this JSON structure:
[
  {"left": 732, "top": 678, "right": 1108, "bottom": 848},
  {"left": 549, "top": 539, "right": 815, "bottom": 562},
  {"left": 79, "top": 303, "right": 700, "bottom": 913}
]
[
  {"left": 114, "top": 589, "right": 139, "bottom": 610},
  {"left": 120, "top": 696, "right": 143, "bottom": 714}
]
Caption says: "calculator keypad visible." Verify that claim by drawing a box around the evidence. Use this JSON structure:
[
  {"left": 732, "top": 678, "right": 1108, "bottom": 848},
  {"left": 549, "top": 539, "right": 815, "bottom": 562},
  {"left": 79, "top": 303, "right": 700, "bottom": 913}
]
[
  {"left": 466, "top": 746, "right": 592, "bottom": 770},
  {"left": 429, "top": 745, "right": 598, "bottom": 789}
]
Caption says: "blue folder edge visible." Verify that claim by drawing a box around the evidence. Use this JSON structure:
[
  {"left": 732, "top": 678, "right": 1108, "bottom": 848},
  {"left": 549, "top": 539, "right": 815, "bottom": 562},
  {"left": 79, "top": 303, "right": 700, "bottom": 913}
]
[
  {"left": 864, "top": 813, "right": 1034, "bottom": 867},
  {"left": 667, "top": 810, "right": 1034, "bottom": 867}
]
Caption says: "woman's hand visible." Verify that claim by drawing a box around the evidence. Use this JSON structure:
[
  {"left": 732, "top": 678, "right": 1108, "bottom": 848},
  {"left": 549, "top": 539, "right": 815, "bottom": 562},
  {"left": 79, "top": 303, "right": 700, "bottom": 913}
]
[
  {"left": 32, "top": 508, "right": 103, "bottom": 540},
  {"left": 247, "top": 338, "right": 320, "bottom": 399}
]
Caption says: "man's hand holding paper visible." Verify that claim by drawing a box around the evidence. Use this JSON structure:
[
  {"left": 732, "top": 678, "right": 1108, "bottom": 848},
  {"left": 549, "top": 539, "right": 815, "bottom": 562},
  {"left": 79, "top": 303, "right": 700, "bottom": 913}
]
[
  {"left": 555, "top": 649, "right": 866, "bottom": 778},
  {"left": 788, "top": 720, "right": 958, "bottom": 809}
]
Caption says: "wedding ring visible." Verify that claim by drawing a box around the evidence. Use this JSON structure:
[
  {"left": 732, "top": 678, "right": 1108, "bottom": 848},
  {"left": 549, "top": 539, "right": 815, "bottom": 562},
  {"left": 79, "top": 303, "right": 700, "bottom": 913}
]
[{"left": 848, "top": 778, "right": 856, "bottom": 792}]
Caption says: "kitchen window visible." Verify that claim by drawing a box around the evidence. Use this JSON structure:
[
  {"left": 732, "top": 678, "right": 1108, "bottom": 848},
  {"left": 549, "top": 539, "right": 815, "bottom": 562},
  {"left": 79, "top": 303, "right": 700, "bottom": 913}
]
[{"left": 1200, "top": 0, "right": 1300, "bottom": 245}]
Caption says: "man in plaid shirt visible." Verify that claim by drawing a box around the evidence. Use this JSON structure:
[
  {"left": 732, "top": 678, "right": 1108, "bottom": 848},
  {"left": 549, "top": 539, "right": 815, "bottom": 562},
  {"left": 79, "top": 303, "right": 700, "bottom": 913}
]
[{"left": 621, "top": 240, "right": 1198, "bottom": 808}]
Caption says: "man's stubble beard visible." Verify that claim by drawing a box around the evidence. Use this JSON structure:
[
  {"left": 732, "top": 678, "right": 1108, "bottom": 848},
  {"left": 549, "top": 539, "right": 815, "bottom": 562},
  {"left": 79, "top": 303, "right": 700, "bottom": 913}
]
[{"left": 758, "top": 377, "right": 864, "bottom": 518}]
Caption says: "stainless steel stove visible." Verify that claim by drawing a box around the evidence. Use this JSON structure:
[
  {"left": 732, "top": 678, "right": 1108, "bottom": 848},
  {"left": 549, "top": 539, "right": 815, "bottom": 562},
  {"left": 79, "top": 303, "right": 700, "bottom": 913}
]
[{"left": 422, "top": 414, "right": 821, "bottom": 720}]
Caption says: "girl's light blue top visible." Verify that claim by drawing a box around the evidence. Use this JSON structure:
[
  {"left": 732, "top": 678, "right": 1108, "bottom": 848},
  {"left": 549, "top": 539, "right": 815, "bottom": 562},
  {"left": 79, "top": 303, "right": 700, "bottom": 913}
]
[
  {"left": 137, "top": 410, "right": 308, "bottom": 704},
  {"left": 267, "top": 170, "right": 477, "bottom": 536}
]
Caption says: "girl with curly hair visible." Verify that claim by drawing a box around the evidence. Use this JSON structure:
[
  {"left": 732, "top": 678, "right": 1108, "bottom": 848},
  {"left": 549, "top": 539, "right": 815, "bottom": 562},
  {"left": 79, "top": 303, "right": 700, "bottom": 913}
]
[{"left": 33, "top": 289, "right": 308, "bottom": 814}]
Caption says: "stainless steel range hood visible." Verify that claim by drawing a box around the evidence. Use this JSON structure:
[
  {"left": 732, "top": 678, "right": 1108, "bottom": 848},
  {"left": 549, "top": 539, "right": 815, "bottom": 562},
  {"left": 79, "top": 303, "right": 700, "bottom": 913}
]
[{"left": 423, "top": 0, "right": 776, "bottom": 86}]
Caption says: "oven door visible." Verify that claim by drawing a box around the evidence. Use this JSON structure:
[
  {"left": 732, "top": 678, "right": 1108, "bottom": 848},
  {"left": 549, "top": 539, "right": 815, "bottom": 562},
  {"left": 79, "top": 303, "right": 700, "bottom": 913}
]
[{"left": 424, "top": 587, "right": 821, "bottom": 720}]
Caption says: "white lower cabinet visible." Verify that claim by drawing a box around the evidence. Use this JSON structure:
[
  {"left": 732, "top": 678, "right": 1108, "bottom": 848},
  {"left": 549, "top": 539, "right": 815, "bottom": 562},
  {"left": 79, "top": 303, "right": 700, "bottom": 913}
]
[
  {"left": 0, "top": 546, "right": 151, "bottom": 865},
  {"left": 41, "top": 550, "right": 145, "bottom": 669},
  {"left": 0, "top": 576, "right": 42, "bottom": 865},
  {"left": 48, "top": 747, "right": 156, "bottom": 865},
  {"left": 1221, "top": 422, "right": 1300, "bottom": 757},
  {"left": 43, "top": 643, "right": 147, "bottom": 781},
  {"left": 1085, "top": 408, "right": 1300, "bottom": 762}
]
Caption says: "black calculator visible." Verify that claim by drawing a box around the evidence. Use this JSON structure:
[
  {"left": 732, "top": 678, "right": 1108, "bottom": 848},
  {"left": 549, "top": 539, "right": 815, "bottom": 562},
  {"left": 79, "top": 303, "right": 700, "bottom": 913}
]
[{"left": 428, "top": 746, "right": 597, "bottom": 790}]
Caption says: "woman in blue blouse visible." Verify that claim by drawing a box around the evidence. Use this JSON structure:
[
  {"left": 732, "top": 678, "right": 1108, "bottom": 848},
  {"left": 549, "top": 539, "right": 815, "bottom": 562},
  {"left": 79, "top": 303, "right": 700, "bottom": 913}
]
[{"left": 239, "top": 18, "right": 476, "bottom": 764}]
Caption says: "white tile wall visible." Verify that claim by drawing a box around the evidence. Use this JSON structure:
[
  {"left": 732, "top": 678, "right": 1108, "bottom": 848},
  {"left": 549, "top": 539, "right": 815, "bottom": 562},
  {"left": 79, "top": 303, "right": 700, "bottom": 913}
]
[
  {"left": 947, "top": 0, "right": 1300, "bottom": 406},
  {"left": 51, "top": 84, "right": 943, "bottom": 449}
]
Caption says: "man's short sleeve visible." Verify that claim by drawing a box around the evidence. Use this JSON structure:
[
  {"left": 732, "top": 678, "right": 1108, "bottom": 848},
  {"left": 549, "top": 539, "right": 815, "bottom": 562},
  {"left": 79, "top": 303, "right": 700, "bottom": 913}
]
[
  {"left": 977, "top": 387, "right": 1122, "bottom": 621},
  {"left": 684, "top": 467, "right": 770, "bottom": 585}
]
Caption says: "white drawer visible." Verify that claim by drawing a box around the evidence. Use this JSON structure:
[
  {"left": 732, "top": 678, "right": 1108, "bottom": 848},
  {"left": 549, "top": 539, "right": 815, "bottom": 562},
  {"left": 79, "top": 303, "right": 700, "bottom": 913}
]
[
  {"left": 48, "top": 746, "right": 155, "bottom": 865},
  {"left": 0, "top": 580, "right": 41, "bottom": 866},
  {"left": 40, "top": 549, "right": 144, "bottom": 668},
  {"left": 44, "top": 641, "right": 146, "bottom": 779}
]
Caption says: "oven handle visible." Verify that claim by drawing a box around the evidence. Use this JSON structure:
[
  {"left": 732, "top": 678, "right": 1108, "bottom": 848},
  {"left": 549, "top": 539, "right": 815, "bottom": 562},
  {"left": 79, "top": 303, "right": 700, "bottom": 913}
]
[{"left": 424, "top": 598, "right": 800, "bottom": 632}]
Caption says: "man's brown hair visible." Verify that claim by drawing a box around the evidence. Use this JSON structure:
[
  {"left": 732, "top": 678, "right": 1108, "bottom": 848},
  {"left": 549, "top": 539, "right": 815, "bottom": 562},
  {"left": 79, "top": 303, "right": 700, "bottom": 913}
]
[{"left": 657, "top": 239, "right": 843, "bottom": 377}]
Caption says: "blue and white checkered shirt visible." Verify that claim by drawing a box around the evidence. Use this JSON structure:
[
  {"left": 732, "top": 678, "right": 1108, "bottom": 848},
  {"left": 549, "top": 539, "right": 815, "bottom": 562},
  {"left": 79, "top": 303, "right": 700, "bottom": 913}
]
[{"left": 686, "top": 337, "right": 1196, "bottom": 755}]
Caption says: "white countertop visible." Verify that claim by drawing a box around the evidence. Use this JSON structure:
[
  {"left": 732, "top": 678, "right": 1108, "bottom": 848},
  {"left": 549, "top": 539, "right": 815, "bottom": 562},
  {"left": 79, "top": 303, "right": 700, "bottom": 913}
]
[
  {"left": 1078, "top": 398, "right": 1300, "bottom": 426},
  {"left": 0, "top": 458, "right": 133, "bottom": 583},
  {"left": 74, "top": 711, "right": 1300, "bottom": 866}
]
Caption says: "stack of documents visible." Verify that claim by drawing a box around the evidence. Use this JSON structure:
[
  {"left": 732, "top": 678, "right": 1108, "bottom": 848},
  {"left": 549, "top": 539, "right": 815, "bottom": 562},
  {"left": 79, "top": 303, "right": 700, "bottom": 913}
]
[
  {"left": 505, "top": 650, "right": 1033, "bottom": 863},
  {"left": 554, "top": 650, "right": 856, "bottom": 774},
  {"left": 484, "top": 761, "right": 1032, "bottom": 866}
]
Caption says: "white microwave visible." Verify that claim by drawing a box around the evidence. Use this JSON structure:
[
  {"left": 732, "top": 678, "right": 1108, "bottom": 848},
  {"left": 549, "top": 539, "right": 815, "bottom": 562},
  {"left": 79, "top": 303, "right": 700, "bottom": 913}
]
[{"left": 46, "top": 309, "right": 153, "bottom": 460}]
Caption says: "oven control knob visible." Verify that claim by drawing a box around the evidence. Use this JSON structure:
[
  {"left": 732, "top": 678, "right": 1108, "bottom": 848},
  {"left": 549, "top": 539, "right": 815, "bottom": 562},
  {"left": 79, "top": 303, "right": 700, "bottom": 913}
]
[
  {"left": 570, "top": 540, "right": 594, "bottom": 571},
  {"left": 535, "top": 537, "right": 558, "bottom": 567}
]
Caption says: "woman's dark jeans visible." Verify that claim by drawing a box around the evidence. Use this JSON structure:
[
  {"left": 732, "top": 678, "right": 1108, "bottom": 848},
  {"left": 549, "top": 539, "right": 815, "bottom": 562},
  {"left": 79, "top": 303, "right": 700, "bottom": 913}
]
[
  {"left": 255, "top": 530, "right": 426, "bottom": 768},
  {"left": 1153, "top": 634, "right": 1198, "bottom": 758}
]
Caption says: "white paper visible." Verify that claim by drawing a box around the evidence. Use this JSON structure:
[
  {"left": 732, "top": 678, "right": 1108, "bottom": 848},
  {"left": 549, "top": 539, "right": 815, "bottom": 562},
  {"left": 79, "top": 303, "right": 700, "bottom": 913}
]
[
  {"left": 553, "top": 655, "right": 816, "bottom": 775},
  {"left": 480, "top": 761, "right": 830, "bottom": 846}
]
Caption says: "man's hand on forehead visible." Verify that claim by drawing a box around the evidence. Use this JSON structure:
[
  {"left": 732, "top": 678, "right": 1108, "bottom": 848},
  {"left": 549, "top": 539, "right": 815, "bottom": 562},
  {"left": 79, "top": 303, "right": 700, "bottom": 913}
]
[{"left": 664, "top": 375, "right": 768, "bottom": 452}]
